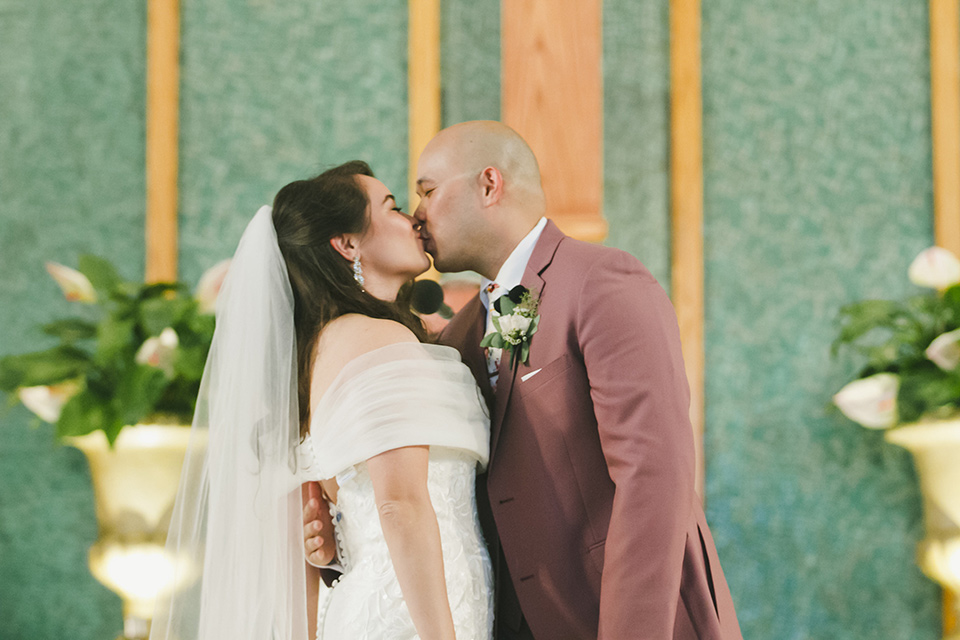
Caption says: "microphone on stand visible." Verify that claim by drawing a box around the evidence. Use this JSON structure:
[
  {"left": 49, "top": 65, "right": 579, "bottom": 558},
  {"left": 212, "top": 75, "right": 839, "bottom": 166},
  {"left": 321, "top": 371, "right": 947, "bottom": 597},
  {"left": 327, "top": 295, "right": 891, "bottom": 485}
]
[{"left": 411, "top": 279, "right": 454, "bottom": 319}]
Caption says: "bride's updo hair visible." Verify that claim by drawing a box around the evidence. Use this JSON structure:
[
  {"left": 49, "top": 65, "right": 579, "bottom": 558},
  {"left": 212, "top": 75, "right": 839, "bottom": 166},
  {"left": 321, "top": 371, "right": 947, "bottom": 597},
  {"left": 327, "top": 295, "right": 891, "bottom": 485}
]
[{"left": 272, "top": 160, "right": 427, "bottom": 436}]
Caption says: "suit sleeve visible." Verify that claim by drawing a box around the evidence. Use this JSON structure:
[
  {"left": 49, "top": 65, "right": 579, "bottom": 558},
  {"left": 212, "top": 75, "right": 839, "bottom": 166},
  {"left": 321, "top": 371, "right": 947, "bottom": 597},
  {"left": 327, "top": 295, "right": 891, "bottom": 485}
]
[{"left": 577, "top": 250, "right": 695, "bottom": 638}]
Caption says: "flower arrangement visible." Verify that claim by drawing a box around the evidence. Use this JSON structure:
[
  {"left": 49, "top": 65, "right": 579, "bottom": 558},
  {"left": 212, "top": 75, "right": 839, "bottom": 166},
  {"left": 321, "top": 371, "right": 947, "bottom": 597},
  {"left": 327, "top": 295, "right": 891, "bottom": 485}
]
[
  {"left": 832, "top": 247, "right": 960, "bottom": 429},
  {"left": 0, "top": 256, "right": 230, "bottom": 442},
  {"left": 480, "top": 285, "right": 541, "bottom": 367}
]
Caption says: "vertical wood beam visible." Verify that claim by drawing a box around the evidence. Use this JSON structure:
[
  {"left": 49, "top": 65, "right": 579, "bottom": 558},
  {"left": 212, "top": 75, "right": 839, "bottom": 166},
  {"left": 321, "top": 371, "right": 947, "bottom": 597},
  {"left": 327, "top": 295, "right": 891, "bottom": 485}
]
[
  {"left": 409, "top": 0, "right": 442, "bottom": 281},
  {"left": 929, "top": 2, "right": 960, "bottom": 630},
  {"left": 501, "top": 0, "right": 606, "bottom": 243},
  {"left": 932, "top": 0, "right": 960, "bottom": 257},
  {"left": 145, "top": 0, "right": 180, "bottom": 283},
  {"left": 670, "top": 0, "right": 705, "bottom": 497},
  {"left": 409, "top": 0, "right": 442, "bottom": 208}
]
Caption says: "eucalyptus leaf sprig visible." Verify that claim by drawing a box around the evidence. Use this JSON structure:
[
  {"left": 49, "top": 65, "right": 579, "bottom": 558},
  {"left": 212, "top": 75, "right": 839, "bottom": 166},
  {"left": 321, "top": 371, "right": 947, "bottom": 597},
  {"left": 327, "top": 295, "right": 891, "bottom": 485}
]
[{"left": 0, "top": 256, "right": 230, "bottom": 442}]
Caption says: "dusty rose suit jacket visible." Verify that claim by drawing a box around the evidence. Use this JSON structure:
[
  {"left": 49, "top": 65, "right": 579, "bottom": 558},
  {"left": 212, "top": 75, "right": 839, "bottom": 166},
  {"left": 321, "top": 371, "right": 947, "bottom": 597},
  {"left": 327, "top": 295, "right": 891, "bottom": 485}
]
[{"left": 439, "top": 221, "right": 742, "bottom": 640}]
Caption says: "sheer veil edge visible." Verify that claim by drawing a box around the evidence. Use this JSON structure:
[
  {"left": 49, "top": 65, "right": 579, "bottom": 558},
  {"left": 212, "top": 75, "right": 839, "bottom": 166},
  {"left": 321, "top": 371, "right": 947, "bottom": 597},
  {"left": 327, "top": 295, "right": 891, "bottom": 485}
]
[{"left": 149, "top": 206, "right": 309, "bottom": 640}]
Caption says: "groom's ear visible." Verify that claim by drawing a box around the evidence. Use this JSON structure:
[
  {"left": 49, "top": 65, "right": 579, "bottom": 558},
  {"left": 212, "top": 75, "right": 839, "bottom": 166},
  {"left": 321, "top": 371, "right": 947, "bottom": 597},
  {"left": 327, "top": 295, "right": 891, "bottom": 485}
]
[
  {"left": 329, "top": 234, "right": 359, "bottom": 262},
  {"left": 478, "top": 166, "right": 504, "bottom": 206}
]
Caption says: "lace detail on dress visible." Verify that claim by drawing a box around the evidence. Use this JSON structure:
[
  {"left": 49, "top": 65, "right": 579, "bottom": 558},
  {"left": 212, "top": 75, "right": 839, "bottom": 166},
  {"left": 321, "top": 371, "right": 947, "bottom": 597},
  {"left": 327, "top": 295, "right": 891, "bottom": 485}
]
[{"left": 315, "top": 448, "right": 493, "bottom": 640}]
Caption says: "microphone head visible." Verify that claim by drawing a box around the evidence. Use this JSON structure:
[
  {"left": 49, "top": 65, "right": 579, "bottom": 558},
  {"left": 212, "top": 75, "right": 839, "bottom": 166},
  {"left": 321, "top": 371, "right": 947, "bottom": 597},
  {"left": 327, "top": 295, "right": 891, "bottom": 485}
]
[{"left": 411, "top": 279, "right": 446, "bottom": 316}]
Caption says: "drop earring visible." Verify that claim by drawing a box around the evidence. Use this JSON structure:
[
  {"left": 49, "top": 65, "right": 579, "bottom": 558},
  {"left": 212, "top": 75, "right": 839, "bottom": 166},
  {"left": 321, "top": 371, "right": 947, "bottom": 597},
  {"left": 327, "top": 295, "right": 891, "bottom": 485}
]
[{"left": 353, "top": 255, "right": 365, "bottom": 289}]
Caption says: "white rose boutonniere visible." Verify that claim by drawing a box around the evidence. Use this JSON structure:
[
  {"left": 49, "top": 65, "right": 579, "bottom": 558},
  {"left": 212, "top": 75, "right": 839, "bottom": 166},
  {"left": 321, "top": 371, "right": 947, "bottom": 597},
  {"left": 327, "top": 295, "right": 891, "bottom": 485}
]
[{"left": 480, "top": 285, "right": 541, "bottom": 367}]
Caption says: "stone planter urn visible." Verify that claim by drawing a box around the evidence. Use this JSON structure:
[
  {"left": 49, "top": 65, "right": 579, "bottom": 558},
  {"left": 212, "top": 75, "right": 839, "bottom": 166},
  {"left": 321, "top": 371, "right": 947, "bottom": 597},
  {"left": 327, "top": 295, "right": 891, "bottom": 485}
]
[
  {"left": 886, "top": 419, "right": 960, "bottom": 640},
  {"left": 68, "top": 421, "right": 201, "bottom": 639}
]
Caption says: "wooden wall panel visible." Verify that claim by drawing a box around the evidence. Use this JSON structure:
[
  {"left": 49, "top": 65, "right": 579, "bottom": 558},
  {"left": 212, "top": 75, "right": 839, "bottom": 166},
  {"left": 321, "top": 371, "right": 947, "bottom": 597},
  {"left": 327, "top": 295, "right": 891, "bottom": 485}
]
[
  {"left": 931, "top": 0, "right": 960, "bottom": 257},
  {"left": 409, "top": 0, "right": 442, "bottom": 206},
  {"left": 145, "top": 0, "right": 180, "bottom": 283},
  {"left": 670, "top": 0, "right": 705, "bottom": 496},
  {"left": 929, "top": 2, "right": 960, "bottom": 629},
  {"left": 501, "top": 0, "right": 606, "bottom": 242}
]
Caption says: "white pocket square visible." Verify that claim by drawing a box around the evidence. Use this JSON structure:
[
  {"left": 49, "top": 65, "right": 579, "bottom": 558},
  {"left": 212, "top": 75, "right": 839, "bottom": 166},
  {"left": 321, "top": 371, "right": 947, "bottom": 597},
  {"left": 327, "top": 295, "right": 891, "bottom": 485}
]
[{"left": 521, "top": 368, "right": 542, "bottom": 382}]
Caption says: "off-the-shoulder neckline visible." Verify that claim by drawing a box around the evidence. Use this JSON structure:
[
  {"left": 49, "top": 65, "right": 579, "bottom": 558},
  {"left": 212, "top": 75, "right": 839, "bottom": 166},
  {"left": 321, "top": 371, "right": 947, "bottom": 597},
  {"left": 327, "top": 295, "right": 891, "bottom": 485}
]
[{"left": 309, "top": 342, "right": 463, "bottom": 423}]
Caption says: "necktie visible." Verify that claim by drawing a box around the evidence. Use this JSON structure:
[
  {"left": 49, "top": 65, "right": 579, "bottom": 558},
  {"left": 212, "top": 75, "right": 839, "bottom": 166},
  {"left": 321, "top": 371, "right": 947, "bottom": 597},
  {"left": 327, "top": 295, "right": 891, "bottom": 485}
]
[{"left": 484, "top": 283, "right": 503, "bottom": 389}]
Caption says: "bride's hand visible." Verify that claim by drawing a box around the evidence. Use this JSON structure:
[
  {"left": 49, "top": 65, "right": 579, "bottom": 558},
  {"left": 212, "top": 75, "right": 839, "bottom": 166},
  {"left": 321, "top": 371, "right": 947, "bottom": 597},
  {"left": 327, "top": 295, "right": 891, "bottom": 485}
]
[{"left": 302, "top": 482, "right": 337, "bottom": 566}]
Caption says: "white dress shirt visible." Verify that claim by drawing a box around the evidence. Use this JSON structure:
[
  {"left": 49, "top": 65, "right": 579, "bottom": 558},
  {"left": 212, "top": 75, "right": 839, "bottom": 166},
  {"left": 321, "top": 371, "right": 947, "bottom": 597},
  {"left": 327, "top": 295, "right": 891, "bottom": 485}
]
[
  {"left": 480, "top": 217, "right": 548, "bottom": 386},
  {"left": 479, "top": 217, "right": 548, "bottom": 314}
]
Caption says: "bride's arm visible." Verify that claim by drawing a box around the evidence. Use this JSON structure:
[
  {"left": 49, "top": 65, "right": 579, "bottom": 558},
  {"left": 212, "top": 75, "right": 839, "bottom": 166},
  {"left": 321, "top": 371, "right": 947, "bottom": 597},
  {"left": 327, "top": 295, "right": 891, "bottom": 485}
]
[{"left": 367, "top": 445, "right": 456, "bottom": 640}]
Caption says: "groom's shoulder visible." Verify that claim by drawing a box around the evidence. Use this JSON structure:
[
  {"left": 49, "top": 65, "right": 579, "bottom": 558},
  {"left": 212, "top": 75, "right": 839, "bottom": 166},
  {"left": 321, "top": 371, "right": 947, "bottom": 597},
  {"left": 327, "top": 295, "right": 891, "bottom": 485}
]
[{"left": 551, "top": 235, "right": 657, "bottom": 286}]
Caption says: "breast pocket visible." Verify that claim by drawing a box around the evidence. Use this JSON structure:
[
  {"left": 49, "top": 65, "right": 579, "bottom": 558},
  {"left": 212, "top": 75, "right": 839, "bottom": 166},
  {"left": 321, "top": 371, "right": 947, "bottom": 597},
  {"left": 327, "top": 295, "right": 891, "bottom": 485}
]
[{"left": 516, "top": 354, "right": 574, "bottom": 398}]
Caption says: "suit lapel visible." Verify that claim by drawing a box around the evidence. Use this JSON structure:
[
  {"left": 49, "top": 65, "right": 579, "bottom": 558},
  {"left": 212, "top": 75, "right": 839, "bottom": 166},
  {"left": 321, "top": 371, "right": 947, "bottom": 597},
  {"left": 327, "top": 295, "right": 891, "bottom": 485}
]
[{"left": 488, "top": 220, "right": 565, "bottom": 465}]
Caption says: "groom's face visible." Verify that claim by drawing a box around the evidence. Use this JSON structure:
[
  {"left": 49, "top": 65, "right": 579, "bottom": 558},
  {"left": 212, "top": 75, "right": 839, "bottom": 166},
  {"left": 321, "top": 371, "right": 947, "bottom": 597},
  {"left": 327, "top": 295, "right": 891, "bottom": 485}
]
[{"left": 414, "top": 151, "right": 479, "bottom": 273}]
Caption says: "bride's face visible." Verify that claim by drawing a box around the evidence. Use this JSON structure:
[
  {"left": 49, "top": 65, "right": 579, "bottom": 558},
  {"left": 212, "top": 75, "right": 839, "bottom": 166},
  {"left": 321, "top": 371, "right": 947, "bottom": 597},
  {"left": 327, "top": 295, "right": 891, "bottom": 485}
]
[{"left": 356, "top": 175, "right": 431, "bottom": 283}]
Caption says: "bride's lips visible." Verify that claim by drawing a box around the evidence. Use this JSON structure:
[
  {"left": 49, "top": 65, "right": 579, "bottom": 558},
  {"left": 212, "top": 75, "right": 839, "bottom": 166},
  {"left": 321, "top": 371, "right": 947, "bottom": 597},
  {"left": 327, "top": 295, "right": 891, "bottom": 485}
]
[{"left": 418, "top": 229, "right": 433, "bottom": 254}]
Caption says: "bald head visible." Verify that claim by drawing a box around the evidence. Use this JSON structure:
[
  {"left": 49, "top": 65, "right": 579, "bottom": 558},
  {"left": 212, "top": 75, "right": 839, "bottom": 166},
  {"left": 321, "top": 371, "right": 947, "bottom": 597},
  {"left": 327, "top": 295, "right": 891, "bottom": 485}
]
[
  {"left": 414, "top": 121, "right": 547, "bottom": 278},
  {"left": 422, "top": 121, "right": 545, "bottom": 212}
]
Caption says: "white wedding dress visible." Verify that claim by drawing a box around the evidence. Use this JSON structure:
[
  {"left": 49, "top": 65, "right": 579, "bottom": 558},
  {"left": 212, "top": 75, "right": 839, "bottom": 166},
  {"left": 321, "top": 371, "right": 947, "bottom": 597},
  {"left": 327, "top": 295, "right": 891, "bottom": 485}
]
[{"left": 298, "top": 342, "right": 494, "bottom": 640}]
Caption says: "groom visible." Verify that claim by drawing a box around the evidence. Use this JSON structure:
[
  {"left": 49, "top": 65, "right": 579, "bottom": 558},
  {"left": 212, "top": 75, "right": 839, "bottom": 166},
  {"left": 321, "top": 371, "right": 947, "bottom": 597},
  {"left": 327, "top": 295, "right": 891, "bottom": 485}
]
[{"left": 306, "top": 121, "right": 742, "bottom": 639}]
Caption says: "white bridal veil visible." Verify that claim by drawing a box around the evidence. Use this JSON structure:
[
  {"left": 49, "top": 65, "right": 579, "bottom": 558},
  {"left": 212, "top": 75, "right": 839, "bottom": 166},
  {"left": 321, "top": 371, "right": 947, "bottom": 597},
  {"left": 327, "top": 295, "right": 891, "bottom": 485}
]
[{"left": 150, "top": 206, "right": 309, "bottom": 640}]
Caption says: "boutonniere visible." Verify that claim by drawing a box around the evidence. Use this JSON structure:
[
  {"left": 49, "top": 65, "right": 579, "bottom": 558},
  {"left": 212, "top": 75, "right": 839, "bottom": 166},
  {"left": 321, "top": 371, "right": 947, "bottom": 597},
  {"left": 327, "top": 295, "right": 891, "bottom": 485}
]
[{"left": 480, "top": 285, "right": 541, "bottom": 367}]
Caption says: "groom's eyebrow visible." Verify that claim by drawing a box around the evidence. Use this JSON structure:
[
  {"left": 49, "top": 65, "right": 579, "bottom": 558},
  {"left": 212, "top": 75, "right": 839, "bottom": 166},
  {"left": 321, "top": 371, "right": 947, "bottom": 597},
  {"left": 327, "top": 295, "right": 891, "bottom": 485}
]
[{"left": 383, "top": 195, "right": 395, "bottom": 205}]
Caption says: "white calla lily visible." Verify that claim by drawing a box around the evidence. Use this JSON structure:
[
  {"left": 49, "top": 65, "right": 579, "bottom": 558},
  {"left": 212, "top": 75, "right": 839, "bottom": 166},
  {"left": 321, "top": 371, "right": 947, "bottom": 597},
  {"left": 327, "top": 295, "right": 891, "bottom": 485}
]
[
  {"left": 908, "top": 247, "right": 960, "bottom": 290},
  {"left": 925, "top": 328, "right": 960, "bottom": 371},
  {"left": 17, "top": 381, "right": 80, "bottom": 423},
  {"left": 833, "top": 373, "right": 900, "bottom": 429},
  {"left": 195, "top": 259, "right": 231, "bottom": 314},
  {"left": 45, "top": 261, "right": 97, "bottom": 303},
  {"left": 135, "top": 327, "right": 180, "bottom": 378}
]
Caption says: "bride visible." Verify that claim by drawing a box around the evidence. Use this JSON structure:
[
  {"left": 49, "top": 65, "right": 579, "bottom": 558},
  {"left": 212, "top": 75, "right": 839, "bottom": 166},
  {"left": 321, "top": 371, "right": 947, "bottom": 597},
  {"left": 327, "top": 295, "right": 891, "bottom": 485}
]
[{"left": 149, "top": 161, "right": 494, "bottom": 640}]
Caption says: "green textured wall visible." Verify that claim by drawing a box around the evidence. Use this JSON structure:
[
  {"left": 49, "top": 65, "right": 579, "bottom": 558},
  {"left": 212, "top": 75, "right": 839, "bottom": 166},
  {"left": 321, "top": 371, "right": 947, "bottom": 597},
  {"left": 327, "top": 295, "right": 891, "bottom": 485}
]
[
  {"left": 702, "top": 1, "right": 939, "bottom": 637},
  {"left": 178, "top": 0, "right": 409, "bottom": 284},
  {"left": 0, "top": 1, "right": 944, "bottom": 638},
  {"left": 0, "top": 0, "right": 146, "bottom": 637},
  {"left": 0, "top": 1, "right": 410, "bottom": 637},
  {"left": 439, "top": 0, "right": 672, "bottom": 286},
  {"left": 603, "top": 0, "right": 671, "bottom": 288},
  {"left": 441, "top": 0, "right": 500, "bottom": 126}
]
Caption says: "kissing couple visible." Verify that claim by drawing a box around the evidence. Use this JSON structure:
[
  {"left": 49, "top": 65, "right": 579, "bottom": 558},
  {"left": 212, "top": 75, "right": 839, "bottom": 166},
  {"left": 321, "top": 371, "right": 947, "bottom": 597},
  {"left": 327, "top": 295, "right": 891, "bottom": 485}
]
[{"left": 150, "top": 121, "right": 742, "bottom": 640}]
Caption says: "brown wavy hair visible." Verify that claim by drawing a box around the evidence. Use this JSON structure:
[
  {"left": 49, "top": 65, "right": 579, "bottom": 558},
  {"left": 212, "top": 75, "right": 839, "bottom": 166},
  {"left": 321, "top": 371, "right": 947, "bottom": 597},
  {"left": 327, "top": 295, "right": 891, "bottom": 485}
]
[{"left": 271, "top": 161, "right": 427, "bottom": 438}]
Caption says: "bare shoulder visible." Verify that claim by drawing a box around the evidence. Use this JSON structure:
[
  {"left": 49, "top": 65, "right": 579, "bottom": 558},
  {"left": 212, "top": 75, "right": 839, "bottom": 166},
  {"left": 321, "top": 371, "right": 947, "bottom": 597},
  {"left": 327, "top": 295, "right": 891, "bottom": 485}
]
[
  {"left": 311, "top": 315, "right": 419, "bottom": 398},
  {"left": 320, "top": 313, "right": 417, "bottom": 348}
]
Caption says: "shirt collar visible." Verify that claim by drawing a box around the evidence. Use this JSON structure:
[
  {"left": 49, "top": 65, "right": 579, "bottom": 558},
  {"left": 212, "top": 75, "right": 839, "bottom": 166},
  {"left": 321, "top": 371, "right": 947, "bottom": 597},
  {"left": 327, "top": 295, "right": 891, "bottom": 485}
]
[{"left": 480, "top": 217, "right": 548, "bottom": 311}]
